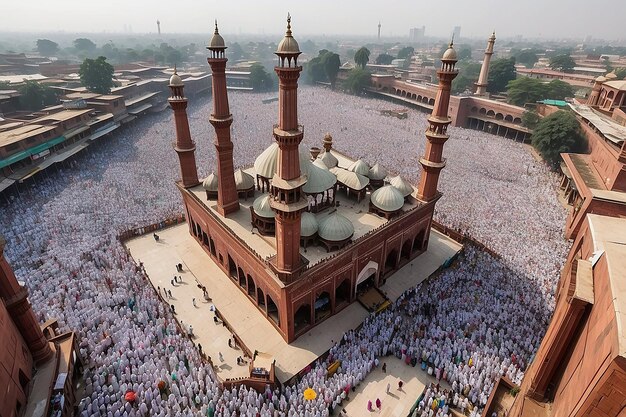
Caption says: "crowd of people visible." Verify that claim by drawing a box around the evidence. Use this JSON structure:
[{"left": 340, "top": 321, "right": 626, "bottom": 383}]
[{"left": 0, "top": 86, "right": 570, "bottom": 416}]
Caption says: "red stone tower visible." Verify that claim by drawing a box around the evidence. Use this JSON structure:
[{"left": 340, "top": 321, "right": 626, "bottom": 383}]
[
  {"left": 168, "top": 68, "right": 200, "bottom": 188},
  {"left": 207, "top": 21, "right": 240, "bottom": 216},
  {"left": 417, "top": 42, "right": 458, "bottom": 202},
  {"left": 475, "top": 32, "right": 496, "bottom": 96},
  {"left": 269, "top": 14, "right": 308, "bottom": 282},
  {"left": 0, "top": 235, "right": 52, "bottom": 365}
]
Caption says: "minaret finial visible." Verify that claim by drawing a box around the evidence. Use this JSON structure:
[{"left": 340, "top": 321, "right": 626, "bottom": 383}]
[
  {"left": 214, "top": 19, "right": 219, "bottom": 35},
  {"left": 286, "top": 13, "right": 292, "bottom": 36},
  {"left": 450, "top": 33, "right": 454, "bottom": 47},
  {"left": 174, "top": 63, "right": 177, "bottom": 75}
]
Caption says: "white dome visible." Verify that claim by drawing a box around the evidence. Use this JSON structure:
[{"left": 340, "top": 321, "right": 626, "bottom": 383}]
[
  {"left": 300, "top": 212, "right": 319, "bottom": 237},
  {"left": 169, "top": 73, "right": 183, "bottom": 87},
  {"left": 254, "top": 142, "right": 310, "bottom": 179},
  {"left": 348, "top": 159, "right": 370, "bottom": 176},
  {"left": 202, "top": 173, "right": 218, "bottom": 191},
  {"left": 333, "top": 168, "right": 369, "bottom": 191},
  {"left": 318, "top": 213, "right": 354, "bottom": 242},
  {"left": 442, "top": 45, "right": 457, "bottom": 61},
  {"left": 318, "top": 150, "right": 338, "bottom": 168},
  {"left": 370, "top": 185, "right": 404, "bottom": 212},
  {"left": 276, "top": 15, "right": 300, "bottom": 54},
  {"left": 313, "top": 159, "right": 329, "bottom": 170},
  {"left": 252, "top": 194, "right": 274, "bottom": 218},
  {"left": 368, "top": 163, "right": 388, "bottom": 180},
  {"left": 234, "top": 169, "right": 255, "bottom": 191},
  {"left": 389, "top": 175, "right": 414, "bottom": 197},
  {"left": 302, "top": 163, "right": 336, "bottom": 194},
  {"left": 254, "top": 143, "right": 279, "bottom": 179}
]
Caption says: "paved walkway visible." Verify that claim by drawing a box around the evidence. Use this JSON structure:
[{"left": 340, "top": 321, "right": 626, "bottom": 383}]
[
  {"left": 125, "top": 223, "right": 462, "bottom": 383},
  {"left": 342, "top": 357, "right": 450, "bottom": 417}
]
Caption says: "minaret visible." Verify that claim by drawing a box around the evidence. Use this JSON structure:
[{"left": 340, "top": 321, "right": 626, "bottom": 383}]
[
  {"left": 474, "top": 31, "right": 496, "bottom": 96},
  {"left": 378, "top": 22, "right": 381, "bottom": 40},
  {"left": 157, "top": 20, "right": 161, "bottom": 35},
  {"left": 207, "top": 21, "right": 240, "bottom": 216},
  {"left": 270, "top": 14, "right": 308, "bottom": 282},
  {"left": 0, "top": 235, "right": 53, "bottom": 365},
  {"left": 417, "top": 41, "right": 458, "bottom": 202},
  {"left": 168, "top": 68, "right": 200, "bottom": 188}
]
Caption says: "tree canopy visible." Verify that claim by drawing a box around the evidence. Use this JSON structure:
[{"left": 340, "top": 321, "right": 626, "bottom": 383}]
[
  {"left": 487, "top": 57, "right": 516, "bottom": 93},
  {"left": 36, "top": 39, "right": 58, "bottom": 56},
  {"left": 452, "top": 60, "right": 481, "bottom": 94},
  {"left": 614, "top": 68, "right": 626, "bottom": 80},
  {"left": 397, "top": 47, "right": 414, "bottom": 60},
  {"left": 354, "top": 47, "right": 370, "bottom": 69},
  {"left": 344, "top": 68, "right": 371, "bottom": 95},
  {"left": 74, "top": 38, "right": 97, "bottom": 52},
  {"left": 549, "top": 54, "right": 576, "bottom": 73},
  {"left": 531, "top": 110, "right": 586, "bottom": 168},
  {"left": 512, "top": 48, "right": 541, "bottom": 68},
  {"left": 17, "top": 80, "right": 58, "bottom": 111},
  {"left": 522, "top": 110, "right": 540, "bottom": 130},
  {"left": 249, "top": 64, "right": 273, "bottom": 91},
  {"left": 322, "top": 52, "right": 341, "bottom": 89},
  {"left": 375, "top": 53, "right": 395, "bottom": 65},
  {"left": 506, "top": 77, "right": 574, "bottom": 106},
  {"left": 79, "top": 56, "right": 115, "bottom": 94}
]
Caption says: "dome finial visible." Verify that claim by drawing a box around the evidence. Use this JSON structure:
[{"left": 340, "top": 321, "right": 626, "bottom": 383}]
[
  {"left": 174, "top": 63, "right": 177, "bottom": 75},
  {"left": 214, "top": 19, "right": 219, "bottom": 35},
  {"left": 286, "top": 13, "right": 292, "bottom": 36},
  {"left": 450, "top": 33, "right": 454, "bottom": 48}
]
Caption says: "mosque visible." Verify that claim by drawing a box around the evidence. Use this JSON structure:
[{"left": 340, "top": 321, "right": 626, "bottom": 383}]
[{"left": 168, "top": 17, "right": 458, "bottom": 343}]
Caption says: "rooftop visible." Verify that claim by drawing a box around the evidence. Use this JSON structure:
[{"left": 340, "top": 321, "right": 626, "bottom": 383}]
[
  {"left": 569, "top": 103, "right": 626, "bottom": 146},
  {"left": 0, "top": 124, "right": 56, "bottom": 148},
  {"left": 586, "top": 214, "right": 626, "bottom": 357},
  {"left": 33, "top": 108, "right": 92, "bottom": 123},
  {"left": 568, "top": 153, "right": 605, "bottom": 190},
  {"left": 190, "top": 152, "right": 420, "bottom": 273}
]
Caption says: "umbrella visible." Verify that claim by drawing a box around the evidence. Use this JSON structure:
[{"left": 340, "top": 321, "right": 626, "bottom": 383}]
[
  {"left": 124, "top": 390, "right": 136, "bottom": 402},
  {"left": 303, "top": 388, "right": 317, "bottom": 401}
]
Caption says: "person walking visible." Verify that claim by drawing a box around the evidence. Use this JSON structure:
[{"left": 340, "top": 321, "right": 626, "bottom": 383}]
[
  {"left": 219, "top": 352, "right": 224, "bottom": 362},
  {"left": 386, "top": 382, "right": 390, "bottom": 394},
  {"left": 192, "top": 298, "right": 197, "bottom": 308}
]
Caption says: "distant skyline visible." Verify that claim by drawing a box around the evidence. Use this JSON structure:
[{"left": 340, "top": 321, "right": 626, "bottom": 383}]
[{"left": 3, "top": 0, "right": 625, "bottom": 40}]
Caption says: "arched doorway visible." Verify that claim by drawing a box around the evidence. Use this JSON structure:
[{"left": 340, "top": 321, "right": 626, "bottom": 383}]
[
  {"left": 413, "top": 230, "right": 426, "bottom": 253},
  {"left": 314, "top": 291, "right": 332, "bottom": 322},
  {"left": 335, "top": 279, "right": 350, "bottom": 307},
  {"left": 401, "top": 239, "right": 412, "bottom": 262},
  {"left": 228, "top": 255, "right": 237, "bottom": 279},
  {"left": 257, "top": 288, "right": 266, "bottom": 310},
  {"left": 267, "top": 295, "right": 280, "bottom": 326},
  {"left": 247, "top": 275, "right": 256, "bottom": 298},
  {"left": 294, "top": 304, "right": 311, "bottom": 334},
  {"left": 384, "top": 249, "right": 398, "bottom": 274},
  {"left": 209, "top": 237, "right": 216, "bottom": 256},
  {"left": 238, "top": 267, "right": 246, "bottom": 289},
  {"left": 356, "top": 261, "right": 378, "bottom": 296}
]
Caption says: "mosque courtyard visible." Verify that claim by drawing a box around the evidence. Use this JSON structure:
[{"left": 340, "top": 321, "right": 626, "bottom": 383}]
[{"left": 125, "top": 222, "right": 462, "bottom": 383}]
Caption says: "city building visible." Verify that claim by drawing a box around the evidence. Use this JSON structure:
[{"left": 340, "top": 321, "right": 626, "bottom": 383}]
[
  {"left": 409, "top": 26, "right": 426, "bottom": 42},
  {"left": 171, "top": 17, "right": 459, "bottom": 343}
]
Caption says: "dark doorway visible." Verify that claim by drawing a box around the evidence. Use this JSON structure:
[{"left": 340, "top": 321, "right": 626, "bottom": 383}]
[
  {"left": 294, "top": 304, "right": 311, "bottom": 334},
  {"left": 335, "top": 279, "right": 350, "bottom": 307},
  {"left": 314, "top": 291, "right": 331, "bottom": 322}
]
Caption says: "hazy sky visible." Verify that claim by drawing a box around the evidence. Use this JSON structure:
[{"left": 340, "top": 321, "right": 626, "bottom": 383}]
[{"left": 2, "top": 0, "right": 625, "bottom": 40}]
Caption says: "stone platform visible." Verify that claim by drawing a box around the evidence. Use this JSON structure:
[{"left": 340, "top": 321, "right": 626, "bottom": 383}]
[{"left": 125, "top": 223, "right": 462, "bottom": 382}]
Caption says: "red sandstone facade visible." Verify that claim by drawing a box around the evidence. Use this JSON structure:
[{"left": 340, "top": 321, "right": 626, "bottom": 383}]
[{"left": 171, "top": 18, "right": 457, "bottom": 343}]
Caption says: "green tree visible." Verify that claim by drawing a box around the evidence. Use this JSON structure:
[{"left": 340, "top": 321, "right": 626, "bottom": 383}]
[
  {"left": 546, "top": 79, "right": 574, "bottom": 100},
  {"left": 344, "top": 68, "right": 371, "bottom": 95},
  {"left": 249, "top": 64, "right": 273, "bottom": 91},
  {"left": 531, "top": 110, "right": 586, "bottom": 168},
  {"left": 0, "top": 81, "right": 11, "bottom": 90},
  {"left": 36, "top": 39, "right": 59, "bottom": 56},
  {"left": 229, "top": 43, "right": 246, "bottom": 61},
  {"left": 354, "top": 47, "right": 370, "bottom": 69},
  {"left": 79, "top": 56, "right": 115, "bottom": 94},
  {"left": 522, "top": 110, "right": 541, "bottom": 129},
  {"left": 397, "top": 46, "right": 414, "bottom": 60},
  {"left": 17, "top": 80, "right": 58, "bottom": 111},
  {"left": 375, "top": 53, "right": 395, "bottom": 65},
  {"left": 507, "top": 77, "right": 547, "bottom": 106},
  {"left": 614, "top": 68, "right": 626, "bottom": 80},
  {"left": 487, "top": 57, "right": 516, "bottom": 93},
  {"left": 451, "top": 61, "right": 481, "bottom": 94},
  {"left": 514, "top": 49, "right": 540, "bottom": 68},
  {"left": 305, "top": 56, "right": 326, "bottom": 84},
  {"left": 166, "top": 49, "right": 183, "bottom": 65},
  {"left": 74, "top": 38, "right": 97, "bottom": 52},
  {"left": 322, "top": 52, "right": 341, "bottom": 89},
  {"left": 549, "top": 54, "right": 576, "bottom": 73}
]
